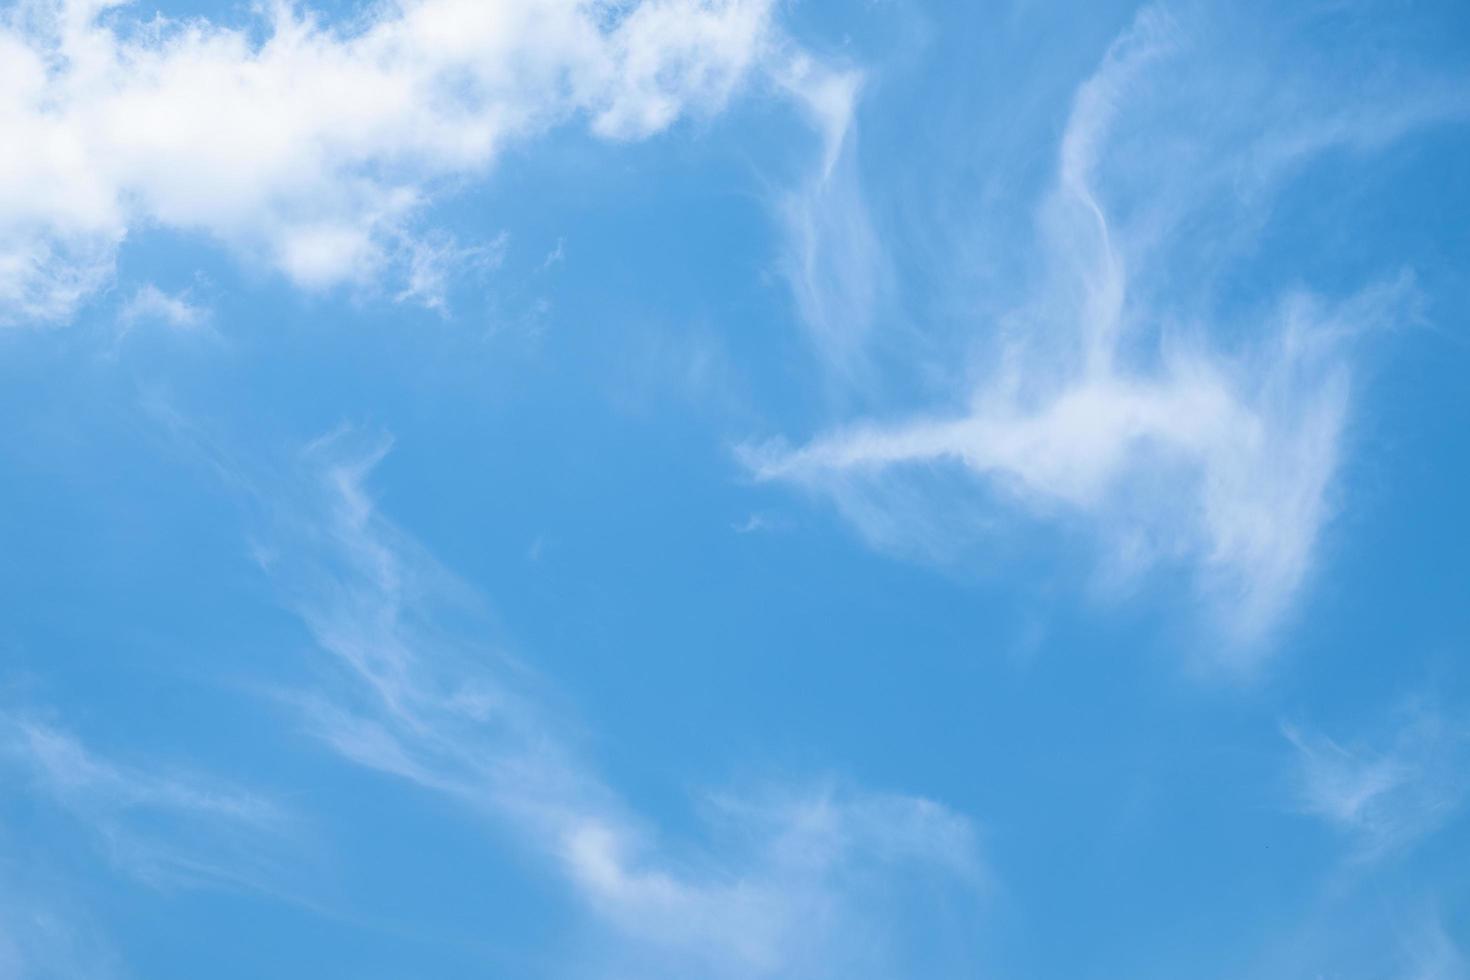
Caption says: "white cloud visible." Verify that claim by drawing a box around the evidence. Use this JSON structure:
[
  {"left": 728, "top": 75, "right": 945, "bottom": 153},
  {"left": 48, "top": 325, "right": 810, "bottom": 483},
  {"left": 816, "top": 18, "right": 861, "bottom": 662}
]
[
  {"left": 0, "top": 0, "right": 785, "bottom": 323},
  {"left": 539, "top": 236, "right": 566, "bottom": 271},
  {"left": 732, "top": 512, "right": 776, "bottom": 533},
  {"left": 0, "top": 713, "right": 292, "bottom": 891},
  {"left": 117, "top": 282, "right": 209, "bottom": 332},
  {"left": 558, "top": 787, "right": 984, "bottom": 978},
  {"left": 743, "top": 282, "right": 1403, "bottom": 648},
  {"left": 1284, "top": 703, "right": 1470, "bottom": 861},
  {"left": 744, "top": 5, "right": 1450, "bottom": 656},
  {"left": 238, "top": 429, "right": 985, "bottom": 976},
  {"left": 771, "top": 54, "right": 880, "bottom": 377},
  {"left": 393, "top": 229, "right": 508, "bottom": 313}
]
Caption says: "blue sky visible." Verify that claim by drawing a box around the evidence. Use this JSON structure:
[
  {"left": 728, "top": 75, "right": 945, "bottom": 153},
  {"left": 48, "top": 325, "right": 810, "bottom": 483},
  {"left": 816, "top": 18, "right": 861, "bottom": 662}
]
[{"left": 0, "top": 0, "right": 1468, "bottom": 977}]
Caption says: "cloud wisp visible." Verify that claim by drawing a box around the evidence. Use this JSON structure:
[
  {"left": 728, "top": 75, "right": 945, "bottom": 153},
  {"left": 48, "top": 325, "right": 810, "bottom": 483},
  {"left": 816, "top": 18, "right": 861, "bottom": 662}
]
[
  {"left": 1284, "top": 702, "right": 1470, "bottom": 862},
  {"left": 115, "top": 282, "right": 211, "bottom": 338},
  {"left": 0, "top": 0, "right": 790, "bottom": 323},
  {"left": 744, "top": 6, "right": 1454, "bottom": 657},
  {"left": 0, "top": 878, "right": 120, "bottom": 980},
  {"left": 235, "top": 428, "right": 986, "bottom": 978},
  {"left": 771, "top": 53, "right": 880, "bottom": 381},
  {"left": 0, "top": 712, "right": 292, "bottom": 892}
]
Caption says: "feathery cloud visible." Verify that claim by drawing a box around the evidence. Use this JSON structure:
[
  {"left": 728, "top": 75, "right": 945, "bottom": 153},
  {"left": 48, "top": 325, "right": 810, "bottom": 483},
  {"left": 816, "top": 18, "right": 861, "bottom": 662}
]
[
  {"left": 1284, "top": 702, "right": 1470, "bottom": 861},
  {"left": 0, "top": 713, "right": 291, "bottom": 890},
  {"left": 745, "top": 5, "right": 1456, "bottom": 656},
  {"left": 219, "top": 427, "right": 988, "bottom": 976}
]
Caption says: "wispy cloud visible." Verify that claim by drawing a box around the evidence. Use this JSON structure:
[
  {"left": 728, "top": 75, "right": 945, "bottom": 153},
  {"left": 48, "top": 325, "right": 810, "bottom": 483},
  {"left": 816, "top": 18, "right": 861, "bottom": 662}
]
[
  {"left": 1237, "top": 901, "right": 1470, "bottom": 980},
  {"left": 0, "top": 713, "right": 292, "bottom": 891},
  {"left": 117, "top": 282, "right": 210, "bottom": 333},
  {"left": 1284, "top": 701, "right": 1470, "bottom": 861},
  {"left": 743, "top": 5, "right": 1456, "bottom": 657},
  {"left": 393, "top": 230, "right": 508, "bottom": 314},
  {"left": 771, "top": 54, "right": 882, "bottom": 379},
  {"left": 231, "top": 428, "right": 986, "bottom": 976},
  {"left": 1404, "top": 917, "right": 1470, "bottom": 980},
  {"left": 539, "top": 236, "right": 566, "bottom": 272},
  {"left": 0, "top": 0, "right": 790, "bottom": 322},
  {"left": 0, "top": 878, "right": 121, "bottom": 980},
  {"left": 731, "top": 512, "right": 779, "bottom": 534}
]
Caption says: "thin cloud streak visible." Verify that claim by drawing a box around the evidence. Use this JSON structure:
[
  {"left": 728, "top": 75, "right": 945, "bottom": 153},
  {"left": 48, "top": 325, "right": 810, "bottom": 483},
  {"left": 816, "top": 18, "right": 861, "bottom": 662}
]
[
  {"left": 771, "top": 54, "right": 882, "bottom": 380},
  {"left": 0, "top": 713, "right": 292, "bottom": 891},
  {"left": 231, "top": 428, "right": 987, "bottom": 977},
  {"left": 744, "top": 5, "right": 1455, "bottom": 658}
]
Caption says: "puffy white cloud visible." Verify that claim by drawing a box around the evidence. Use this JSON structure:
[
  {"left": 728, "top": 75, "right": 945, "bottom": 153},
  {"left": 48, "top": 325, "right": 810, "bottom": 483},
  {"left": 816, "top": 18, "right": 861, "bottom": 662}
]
[{"left": 0, "top": 0, "right": 782, "bottom": 323}]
